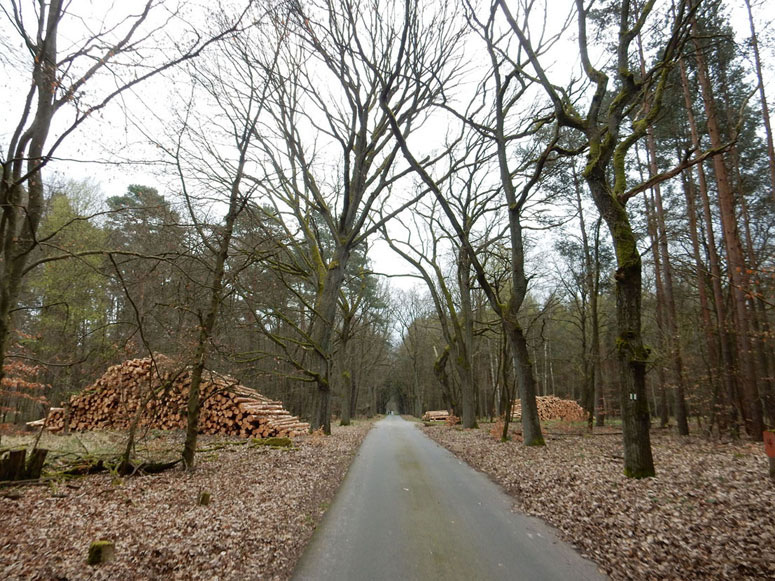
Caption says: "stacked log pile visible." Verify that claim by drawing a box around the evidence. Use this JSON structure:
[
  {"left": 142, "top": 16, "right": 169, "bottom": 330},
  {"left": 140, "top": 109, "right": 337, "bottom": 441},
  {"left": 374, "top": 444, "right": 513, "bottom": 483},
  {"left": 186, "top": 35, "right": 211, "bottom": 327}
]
[
  {"left": 511, "top": 396, "right": 586, "bottom": 422},
  {"left": 422, "top": 410, "right": 450, "bottom": 422},
  {"left": 45, "top": 357, "right": 309, "bottom": 438}
]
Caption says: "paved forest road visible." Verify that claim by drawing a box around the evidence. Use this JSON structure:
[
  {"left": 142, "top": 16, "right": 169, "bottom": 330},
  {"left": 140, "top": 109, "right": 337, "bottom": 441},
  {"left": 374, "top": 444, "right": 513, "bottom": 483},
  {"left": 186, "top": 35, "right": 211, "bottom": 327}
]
[{"left": 292, "top": 416, "right": 605, "bottom": 580}]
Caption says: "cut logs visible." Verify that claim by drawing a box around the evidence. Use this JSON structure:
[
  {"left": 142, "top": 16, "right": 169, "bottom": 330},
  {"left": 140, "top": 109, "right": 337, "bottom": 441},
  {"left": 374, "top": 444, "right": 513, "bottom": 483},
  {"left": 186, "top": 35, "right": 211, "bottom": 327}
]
[
  {"left": 511, "top": 396, "right": 586, "bottom": 422},
  {"left": 44, "top": 357, "right": 309, "bottom": 438},
  {"left": 422, "top": 410, "right": 450, "bottom": 422}
]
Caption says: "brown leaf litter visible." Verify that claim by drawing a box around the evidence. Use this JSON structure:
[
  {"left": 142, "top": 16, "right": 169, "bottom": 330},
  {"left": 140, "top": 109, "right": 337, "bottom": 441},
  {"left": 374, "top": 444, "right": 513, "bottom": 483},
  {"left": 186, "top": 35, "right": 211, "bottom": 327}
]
[{"left": 0, "top": 423, "right": 369, "bottom": 580}]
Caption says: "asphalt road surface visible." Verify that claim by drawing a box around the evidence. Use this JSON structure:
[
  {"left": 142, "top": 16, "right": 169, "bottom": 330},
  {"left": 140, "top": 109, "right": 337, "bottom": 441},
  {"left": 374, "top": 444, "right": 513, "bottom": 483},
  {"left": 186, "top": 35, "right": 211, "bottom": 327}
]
[{"left": 292, "top": 416, "right": 605, "bottom": 580}]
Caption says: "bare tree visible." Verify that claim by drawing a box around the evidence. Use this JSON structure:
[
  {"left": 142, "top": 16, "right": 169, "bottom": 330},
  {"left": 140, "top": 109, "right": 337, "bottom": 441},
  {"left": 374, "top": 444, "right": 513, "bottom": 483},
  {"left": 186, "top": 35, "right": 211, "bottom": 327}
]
[
  {"left": 244, "top": 0, "right": 463, "bottom": 433},
  {"left": 0, "top": 0, "right": 250, "bottom": 387},
  {"left": 147, "top": 7, "right": 280, "bottom": 468},
  {"left": 381, "top": 0, "right": 576, "bottom": 445}
]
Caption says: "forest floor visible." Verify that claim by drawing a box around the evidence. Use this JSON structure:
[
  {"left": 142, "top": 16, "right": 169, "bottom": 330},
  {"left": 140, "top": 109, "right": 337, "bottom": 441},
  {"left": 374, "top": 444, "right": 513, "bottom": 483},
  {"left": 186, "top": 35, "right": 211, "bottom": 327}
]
[
  {"left": 0, "top": 422, "right": 370, "bottom": 580},
  {"left": 422, "top": 422, "right": 775, "bottom": 581}
]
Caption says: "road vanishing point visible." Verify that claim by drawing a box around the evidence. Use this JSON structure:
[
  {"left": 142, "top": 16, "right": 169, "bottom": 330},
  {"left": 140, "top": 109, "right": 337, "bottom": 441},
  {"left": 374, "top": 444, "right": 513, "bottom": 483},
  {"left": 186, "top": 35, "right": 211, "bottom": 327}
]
[{"left": 292, "top": 415, "right": 606, "bottom": 581}]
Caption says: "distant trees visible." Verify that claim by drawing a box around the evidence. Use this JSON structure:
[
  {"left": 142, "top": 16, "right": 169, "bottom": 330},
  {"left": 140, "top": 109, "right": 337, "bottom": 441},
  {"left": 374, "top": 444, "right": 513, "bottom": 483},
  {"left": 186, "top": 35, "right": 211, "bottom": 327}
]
[
  {"left": 236, "top": 0, "right": 462, "bottom": 433},
  {"left": 26, "top": 185, "right": 109, "bottom": 396}
]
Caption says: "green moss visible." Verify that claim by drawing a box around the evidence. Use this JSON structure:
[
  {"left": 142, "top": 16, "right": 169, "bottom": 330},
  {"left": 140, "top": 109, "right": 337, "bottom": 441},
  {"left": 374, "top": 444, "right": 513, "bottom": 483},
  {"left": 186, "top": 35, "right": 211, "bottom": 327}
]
[
  {"left": 87, "top": 540, "right": 115, "bottom": 565},
  {"left": 612, "top": 221, "right": 638, "bottom": 268}
]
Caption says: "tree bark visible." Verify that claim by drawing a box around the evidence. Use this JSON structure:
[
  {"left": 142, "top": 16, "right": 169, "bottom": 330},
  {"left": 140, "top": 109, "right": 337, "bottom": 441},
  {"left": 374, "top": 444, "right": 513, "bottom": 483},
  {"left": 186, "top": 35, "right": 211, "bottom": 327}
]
[
  {"left": 743, "top": 0, "right": 775, "bottom": 203},
  {"left": 586, "top": 174, "right": 655, "bottom": 477},
  {"left": 692, "top": 21, "right": 763, "bottom": 440},
  {"left": 643, "top": 191, "right": 670, "bottom": 429},
  {"left": 679, "top": 56, "right": 741, "bottom": 436},
  {"left": 503, "top": 316, "right": 543, "bottom": 445},
  {"left": 456, "top": 244, "right": 477, "bottom": 429}
]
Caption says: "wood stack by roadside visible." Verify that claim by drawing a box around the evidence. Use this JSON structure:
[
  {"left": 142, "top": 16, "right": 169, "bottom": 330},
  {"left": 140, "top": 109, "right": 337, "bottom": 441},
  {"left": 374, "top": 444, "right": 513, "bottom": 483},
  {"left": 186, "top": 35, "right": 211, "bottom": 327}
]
[
  {"left": 422, "top": 410, "right": 450, "bottom": 422},
  {"left": 44, "top": 357, "right": 309, "bottom": 438},
  {"left": 511, "top": 396, "right": 586, "bottom": 422}
]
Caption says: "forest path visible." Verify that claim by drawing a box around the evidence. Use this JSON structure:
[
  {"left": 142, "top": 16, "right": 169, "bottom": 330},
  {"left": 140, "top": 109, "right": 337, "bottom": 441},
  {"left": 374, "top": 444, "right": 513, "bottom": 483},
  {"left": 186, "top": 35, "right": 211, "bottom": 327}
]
[{"left": 291, "top": 415, "right": 605, "bottom": 580}]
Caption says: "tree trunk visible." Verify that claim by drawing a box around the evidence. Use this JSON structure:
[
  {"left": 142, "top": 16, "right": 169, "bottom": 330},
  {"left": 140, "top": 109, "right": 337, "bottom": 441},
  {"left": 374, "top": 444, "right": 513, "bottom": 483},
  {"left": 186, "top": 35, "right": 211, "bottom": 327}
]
[
  {"left": 339, "top": 314, "right": 353, "bottom": 426},
  {"left": 743, "top": 0, "right": 775, "bottom": 203},
  {"left": 308, "top": 244, "right": 350, "bottom": 435},
  {"left": 456, "top": 245, "right": 477, "bottom": 429},
  {"left": 503, "top": 212, "right": 543, "bottom": 444},
  {"left": 181, "top": 217, "right": 237, "bottom": 469},
  {"left": 503, "top": 317, "right": 543, "bottom": 446},
  {"left": 432, "top": 345, "right": 456, "bottom": 415},
  {"left": 574, "top": 180, "right": 596, "bottom": 430},
  {"left": 592, "top": 219, "right": 605, "bottom": 427},
  {"left": 340, "top": 370, "right": 352, "bottom": 426},
  {"left": 643, "top": 190, "right": 670, "bottom": 428},
  {"left": 586, "top": 174, "right": 654, "bottom": 478},
  {"left": 679, "top": 56, "right": 741, "bottom": 436},
  {"left": 692, "top": 24, "right": 763, "bottom": 440}
]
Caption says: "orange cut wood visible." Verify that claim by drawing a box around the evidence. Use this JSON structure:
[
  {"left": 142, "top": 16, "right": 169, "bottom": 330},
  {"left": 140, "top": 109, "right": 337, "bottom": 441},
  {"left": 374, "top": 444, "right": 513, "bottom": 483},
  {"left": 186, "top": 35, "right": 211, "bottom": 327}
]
[{"left": 764, "top": 431, "right": 775, "bottom": 458}]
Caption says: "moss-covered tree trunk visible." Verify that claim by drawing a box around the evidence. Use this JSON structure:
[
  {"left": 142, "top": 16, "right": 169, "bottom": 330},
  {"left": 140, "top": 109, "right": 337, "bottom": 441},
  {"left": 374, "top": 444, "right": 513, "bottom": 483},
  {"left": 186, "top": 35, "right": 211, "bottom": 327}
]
[
  {"left": 309, "top": 244, "right": 350, "bottom": 435},
  {"left": 587, "top": 176, "right": 654, "bottom": 478}
]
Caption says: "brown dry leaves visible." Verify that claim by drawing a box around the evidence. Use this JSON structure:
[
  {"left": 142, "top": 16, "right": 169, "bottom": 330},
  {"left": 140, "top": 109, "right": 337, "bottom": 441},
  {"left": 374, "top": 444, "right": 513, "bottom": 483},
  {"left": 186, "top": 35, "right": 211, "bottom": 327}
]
[
  {"left": 423, "top": 425, "right": 775, "bottom": 581},
  {"left": 0, "top": 423, "right": 370, "bottom": 580}
]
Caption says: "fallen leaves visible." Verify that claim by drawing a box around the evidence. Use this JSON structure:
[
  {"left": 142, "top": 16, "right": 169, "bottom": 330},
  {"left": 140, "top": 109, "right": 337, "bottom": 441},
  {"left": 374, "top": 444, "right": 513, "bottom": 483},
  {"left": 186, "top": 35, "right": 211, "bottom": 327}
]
[
  {"left": 423, "top": 424, "right": 775, "bottom": 581},
  {"left": 0, "top": 423, "right": 370, "bottom": 580}
]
